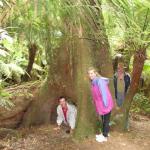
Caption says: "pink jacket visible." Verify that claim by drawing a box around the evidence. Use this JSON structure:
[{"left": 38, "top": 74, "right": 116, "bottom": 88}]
[{"left": 91, "top": 77, "right": 114, "bottom": 115}]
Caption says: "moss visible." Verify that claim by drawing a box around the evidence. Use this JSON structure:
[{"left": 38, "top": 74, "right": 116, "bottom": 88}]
[{"left": 74, "top": 65, "right": 96, "bottom": 139}]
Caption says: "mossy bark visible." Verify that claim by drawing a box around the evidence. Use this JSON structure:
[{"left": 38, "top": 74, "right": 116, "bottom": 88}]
[{"left": 73, "top": 34, "right": 97, "bottom": 139}]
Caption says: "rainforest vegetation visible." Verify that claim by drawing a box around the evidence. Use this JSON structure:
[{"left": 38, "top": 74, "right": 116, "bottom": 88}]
[{"left": 0, "top": 0, "right": 150, "bottom": 149}]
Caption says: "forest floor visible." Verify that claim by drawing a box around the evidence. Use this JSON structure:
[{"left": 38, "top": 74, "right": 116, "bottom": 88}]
[{"left": 0, "top": 114, "right": 149, "bottom": 150}]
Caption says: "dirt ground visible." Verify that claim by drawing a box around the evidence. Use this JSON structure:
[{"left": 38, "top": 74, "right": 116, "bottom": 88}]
[{"left": 0, "top": 115, "right": 150, "bottom": 150}]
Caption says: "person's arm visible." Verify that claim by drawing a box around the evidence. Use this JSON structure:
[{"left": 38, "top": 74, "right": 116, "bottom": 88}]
[
  {"left": 68, "top": 105, "right": 77, "bottom": 130},
  {"left": 101, "top": 77, "right": 109, "bottom": 84},
  {"left": 97, "top": 78, "right": 108, "bottom": 107},
  {"left": 127, "top": 73, "right": 131, "bottom": 85},
  {"left": 125, "top": 73, "right": 131, "bottom": 93},
  {"left": 113, "top": 74, "right": 117, "bottom": 99},
  {"left": 55, "top": 106, "right": 63, "bottom": 129}
]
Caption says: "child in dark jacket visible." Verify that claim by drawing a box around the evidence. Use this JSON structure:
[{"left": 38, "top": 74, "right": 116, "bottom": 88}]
[{"left": 114, "top": 63, "right": 131, "bottom": 107}]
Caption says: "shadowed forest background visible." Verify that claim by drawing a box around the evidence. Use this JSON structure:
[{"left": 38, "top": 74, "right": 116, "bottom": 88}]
[{"left": 0, "top": 0, "right": 150, "bottom": 149}]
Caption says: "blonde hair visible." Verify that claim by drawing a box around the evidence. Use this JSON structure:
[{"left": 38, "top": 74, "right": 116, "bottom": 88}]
[{"left": 88, "top": 67, "right": 101, "bottom": 77}]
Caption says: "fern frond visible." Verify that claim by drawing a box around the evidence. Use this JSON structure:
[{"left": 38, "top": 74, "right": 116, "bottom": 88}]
[
  {"left": 0, "top": 60, "right": 11, "bottom": 78},
  {"left": 0, "top": 97, "right": 14, "bottom": 110},
  {"left": 7, "top": 63, "right": 24, "bottom": 75},
  {"left": 0, "top": 49, "right": 9, "bottom": 57},
  {"left": 0, "top": 88, "right": 14, "bottom": 110}
]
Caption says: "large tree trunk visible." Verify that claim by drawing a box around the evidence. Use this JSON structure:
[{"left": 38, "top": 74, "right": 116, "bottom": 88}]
[
  {"left": 73, "top": 26, "right": 97, "bottom": 139},
  {"left": 87, "top": 0, "right": 113, "bottom": 77},
  {"left": 22, "top": 26, "right": 97, "bottom": 138},
  {"left": 21, "top": 0, "right": 113, "bottom": 139}
]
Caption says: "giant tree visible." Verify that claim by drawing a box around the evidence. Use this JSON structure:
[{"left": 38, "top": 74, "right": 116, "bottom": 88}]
[{"left": 21, "top": 0, "right": 113, "bottom": 139}]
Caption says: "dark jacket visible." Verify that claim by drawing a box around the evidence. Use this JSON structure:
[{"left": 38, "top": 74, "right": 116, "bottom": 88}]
[{"left": 113, "top": 73, "right": 131, "bottom": 99}]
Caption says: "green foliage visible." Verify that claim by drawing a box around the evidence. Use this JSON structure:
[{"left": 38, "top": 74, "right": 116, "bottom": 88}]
[
  {"left": 142, "top": 55, "right": 150, "bottom": 87},
  {"left": 0, "top": 85, "right": 14, "bottom": 110},
  {"left": 0, "top": 37, "right": 25, "bottom": 83},
  {"left": 143, "top": 59, "right": 150, "bottom": 73},
  {"left": 131, "top": 92, "right": 150, "bottom": 115},
  {"left": 1, "top": 0, "right": 65, "bottom": 85},
  {"left": 0, "top": 29, "right": 47, "bottom": 84},
  {"left": 7, "top": 0, "right": 63, "bottom": 69},
  {"left": 102, "top": 0, "right": 150, "bottom": 58}
]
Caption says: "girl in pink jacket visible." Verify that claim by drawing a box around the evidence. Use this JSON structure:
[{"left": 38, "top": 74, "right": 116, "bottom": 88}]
[{"left": 88, "top": 67, "right": 114, "bottom": 142}]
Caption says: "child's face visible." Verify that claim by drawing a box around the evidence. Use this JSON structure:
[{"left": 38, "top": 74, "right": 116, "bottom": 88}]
[
  {"left": 118, "top": 64, "right": 124, "bottom": 72},
  {"left": 118, "top": 63, "right": 124, "bottom": 69},
  {"left": 88, "top": 70, "right": 97, "bottom": 80}
]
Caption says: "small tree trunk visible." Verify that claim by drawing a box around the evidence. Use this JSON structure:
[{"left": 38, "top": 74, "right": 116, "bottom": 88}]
[
  {"left": 119, "top": 49, "right": 146, "bottom": 130},
  {"left": 23, "top": 43, "right": 37, "bottom": 81}
]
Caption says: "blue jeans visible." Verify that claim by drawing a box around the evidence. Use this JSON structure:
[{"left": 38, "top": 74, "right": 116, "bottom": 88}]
[{"left": 116, "top": 92, "right": 125, "bottom": 107}]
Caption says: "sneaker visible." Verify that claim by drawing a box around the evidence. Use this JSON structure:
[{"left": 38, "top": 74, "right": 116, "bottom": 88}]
[
  {"left": 96, "top": 133, "right": 103, "bottom": 138},
  {"left": 96, "top": 135, "right": 107, "bottom": 142},
  {"left": 96, "top": 133, "right": 110, "bottom": 138}
]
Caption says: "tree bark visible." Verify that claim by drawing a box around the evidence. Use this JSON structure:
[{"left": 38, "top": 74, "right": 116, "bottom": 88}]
[
  {"left": 73, "top": 26, "right": 97, "bottom": 139},
  {"left": 118, "top": 49, "right": 146, "bottom": 130},
  {"left": 87, "top": 0, "right": 113, "bottom": 77},
  {"left": 23, "top": 43, "right": 37, "bottom": 81}
]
